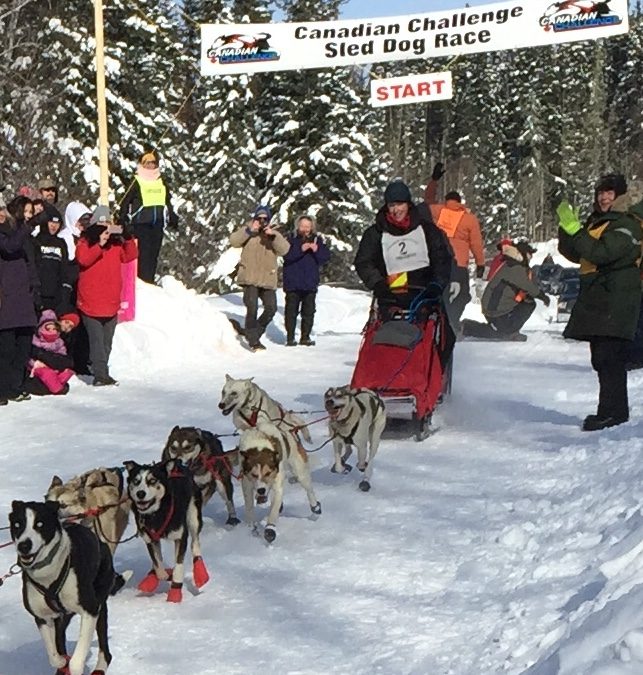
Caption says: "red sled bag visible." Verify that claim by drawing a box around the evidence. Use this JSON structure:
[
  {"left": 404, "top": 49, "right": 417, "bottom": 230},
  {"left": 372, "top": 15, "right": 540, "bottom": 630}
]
[{"left": 351, "top": 309, "right": 450, "bottom": 420}]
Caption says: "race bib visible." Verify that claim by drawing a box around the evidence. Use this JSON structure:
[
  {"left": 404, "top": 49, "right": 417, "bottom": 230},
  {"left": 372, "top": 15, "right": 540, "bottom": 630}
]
[
  {"left": 436, "top": 207, "right": 465, "bottom": 238},
  {"left": 382, "top": 228, "right": 430, "bottom": 276}
]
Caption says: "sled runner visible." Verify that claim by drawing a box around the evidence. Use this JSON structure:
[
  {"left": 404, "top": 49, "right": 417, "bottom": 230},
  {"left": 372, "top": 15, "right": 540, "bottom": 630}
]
[{"left": 351, "top": 298, "right": 454, "bottom": 442}]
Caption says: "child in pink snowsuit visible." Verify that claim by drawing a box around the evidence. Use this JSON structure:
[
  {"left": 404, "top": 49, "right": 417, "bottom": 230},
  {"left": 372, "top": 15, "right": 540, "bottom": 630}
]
[{"left": 28, "top": 310, "right": 75, "bottom": 395}]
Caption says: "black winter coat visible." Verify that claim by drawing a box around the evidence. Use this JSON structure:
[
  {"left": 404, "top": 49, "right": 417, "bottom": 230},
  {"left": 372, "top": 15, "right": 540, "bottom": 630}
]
[
  {"left": 558, "top": 193, "right": 643, "bottom": 341},
  {"left": 0, "top": 221, "right": 38, "bottom": 330},
  {"left": 354, "top": 203, "right": 452, "bottom": 308},
  {"left": 118, "top": 177, "right": 178, "bottom": 229},
  {"left": 32, "top": 226, "right": 74, "bottom": 311}
]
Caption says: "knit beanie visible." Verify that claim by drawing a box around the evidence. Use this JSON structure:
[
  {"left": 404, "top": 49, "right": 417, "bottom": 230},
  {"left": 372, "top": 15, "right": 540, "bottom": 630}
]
[
  {"left": 384, "top": 181, "right": 412, "bottom": 205},
  {"left": 254, "top": 205, "right": 272, "bottom": 221},
  {"left": 59, "top": 312, "right": 80, "bottom": 329}
]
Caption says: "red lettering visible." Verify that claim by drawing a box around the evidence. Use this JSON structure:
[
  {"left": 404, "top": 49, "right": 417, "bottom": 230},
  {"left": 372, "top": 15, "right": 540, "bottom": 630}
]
[
  {"left": 417, "top": 82, "right": 431, "bottom": 96},
  {"left": 390, "top": 84, "right": 403, "bottom": 99},
  {"left": 402, "top": 84, "right": 415, "bottom": 98},
  {"left": 433, "top": 79, "right": 445, "bottom": 94},
  {"left": 376, "top": 86, "right": 388, "bottom": 101}
]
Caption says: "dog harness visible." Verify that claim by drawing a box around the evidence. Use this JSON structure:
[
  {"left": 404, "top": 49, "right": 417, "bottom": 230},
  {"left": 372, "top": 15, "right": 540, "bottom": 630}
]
[
  {"left": 141, "top": 497, "right": 175, "bottom": 543},
  {"left": 24, "top": 554, "right": 71, "bottom": 616}
]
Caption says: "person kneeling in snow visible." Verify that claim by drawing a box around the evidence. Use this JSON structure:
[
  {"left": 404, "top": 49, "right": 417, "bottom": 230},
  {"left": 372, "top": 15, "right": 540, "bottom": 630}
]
[
  {"left": 462, "top": 240, "right": 550, "bottom": 341},
  {"left": 25, "top": 310, "right": 75, "bottom": 396}
]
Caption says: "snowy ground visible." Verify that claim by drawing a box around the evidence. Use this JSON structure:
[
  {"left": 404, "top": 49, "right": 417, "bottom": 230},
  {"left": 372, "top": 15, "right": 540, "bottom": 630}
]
[{"left": 1, "top": 279, "right": 643, "bottom": 675}]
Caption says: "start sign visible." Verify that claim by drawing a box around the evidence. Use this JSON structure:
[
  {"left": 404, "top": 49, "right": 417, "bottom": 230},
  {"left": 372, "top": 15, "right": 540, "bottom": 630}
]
[{"left": 370, "top": 71, "right": 453, "bottom": 108}]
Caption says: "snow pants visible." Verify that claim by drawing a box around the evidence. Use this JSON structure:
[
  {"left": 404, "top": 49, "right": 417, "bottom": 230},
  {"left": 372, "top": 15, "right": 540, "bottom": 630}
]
[
  {"left": 284, "top": 291, "right": 317, "bottom": 341},
  {"left": 0, "top": 327, "right": 32, "bottom": 399},
  {"left": 589, "top": 336, "right": 630, "bottom": 420},
  {"left": 242, "top": 286, "right": 277, "bottom": 347},
  {"left": 133, "top": 223, "right": 163, "bottom": 284},
  {"left": 82, "top": 314, "right": 117, "bottom": 380}
]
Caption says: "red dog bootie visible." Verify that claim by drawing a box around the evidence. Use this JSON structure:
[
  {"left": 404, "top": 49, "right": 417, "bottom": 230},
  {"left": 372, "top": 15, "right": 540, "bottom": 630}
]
[
  {"left": 167, "top": 583, "right": 183, "bottom": 603},
  {"left": 138, "top": 570, "right": 161, "bottom": 593},
  {"left": 192, "top": 556, "right": 210, "bottom": 589},
  {"left": 137, "top": 568, "right": 172, "bottom": 593}
]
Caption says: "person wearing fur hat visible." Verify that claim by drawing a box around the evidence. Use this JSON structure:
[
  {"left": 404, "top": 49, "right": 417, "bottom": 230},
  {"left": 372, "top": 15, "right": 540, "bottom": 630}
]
[
  {"left": 117, "top": 148, "right": 178, "bottom": 283},
  {"left": 75, "top": 207, "right": 138, "bottom": 385},
  {"left": 229, "top": 205, "right": 290, "bottom": 351},
  {"left": 557, "top": 174, "right": 643, "bottom": 431},
  {"left": 25, "top": 310, "right": 74, "bottom": 396},
  {"left": 354, "top": 179, "right": 453, "bottom": 313},
  {"left": 282, "top": 214, "right": 331, "bottom": 346},
  {"left": 425, "top": 163, "right": 486, "bottom": 330},
  {"left": 462, "top": 240, "right": 550, "bottom": 341}
]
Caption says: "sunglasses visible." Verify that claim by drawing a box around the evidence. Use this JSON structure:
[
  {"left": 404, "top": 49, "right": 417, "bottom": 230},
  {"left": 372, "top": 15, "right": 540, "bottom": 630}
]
[
  {"left": 256, "top": 216, "right": 269, "bottom": 223},
  {"left": 41, "top": 187, "right": 56, "bottom": 192}
]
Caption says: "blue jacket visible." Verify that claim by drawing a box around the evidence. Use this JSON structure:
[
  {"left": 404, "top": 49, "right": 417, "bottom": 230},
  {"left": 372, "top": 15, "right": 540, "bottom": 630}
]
[{"left": 282, "top": 233, "right": 330, "bottom": 292}]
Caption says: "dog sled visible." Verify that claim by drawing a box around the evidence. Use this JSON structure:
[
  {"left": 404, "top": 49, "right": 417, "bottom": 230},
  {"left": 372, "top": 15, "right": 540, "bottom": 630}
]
[{"left": 351, "top": 294, "right": 454, "bottom": 441}]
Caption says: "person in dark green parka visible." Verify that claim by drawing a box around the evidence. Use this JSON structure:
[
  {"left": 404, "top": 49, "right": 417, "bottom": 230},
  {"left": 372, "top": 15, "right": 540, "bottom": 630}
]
[{"left": 558, "top": 174, "right": 643, "bottom": 431}]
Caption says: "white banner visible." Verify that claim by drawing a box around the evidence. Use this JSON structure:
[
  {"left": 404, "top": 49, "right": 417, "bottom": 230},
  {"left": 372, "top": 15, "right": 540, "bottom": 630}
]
[
  {"left": 370, "top": 72, "right": 453, "bottom": 107},
  {"left": 200, "top": 0, "right": 629, "bottom": 76}
]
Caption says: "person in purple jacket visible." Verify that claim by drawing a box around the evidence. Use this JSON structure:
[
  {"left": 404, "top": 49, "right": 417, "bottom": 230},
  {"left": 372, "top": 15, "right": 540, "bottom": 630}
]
[
  {"left": 283, "top": 215, "right": 331, "bottom": 346},
  {"left": 0, "top": 197, "right": 39, "bottom": 404}
]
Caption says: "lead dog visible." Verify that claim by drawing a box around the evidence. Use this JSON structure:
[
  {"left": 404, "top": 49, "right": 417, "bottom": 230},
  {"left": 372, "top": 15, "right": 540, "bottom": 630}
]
[
  {"left": 238, "top": 421, "right": 321, "bottom": 543},
  {"left": 124, "top": 459, "right": 210, "bottom": 603},
  {"left": 219, "top": 375, "right": 312, "bottom": 442},
  {"left": 9, "top": 500, "right": 114, "bottom": 675},
  {"left": 45, "top": 467, "right": 130, "bottom": 556},
  {"left": 324, "top": 386, "right": 387, "bottom": 492},
  {"left": 161, "top": 425, "right": 240, "bottom": 526}
]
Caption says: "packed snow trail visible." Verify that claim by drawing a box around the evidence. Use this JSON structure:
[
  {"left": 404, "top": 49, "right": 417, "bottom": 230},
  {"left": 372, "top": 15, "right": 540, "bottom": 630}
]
[{"left": 1, "top": 281, "right": 643, "bottom": 674}]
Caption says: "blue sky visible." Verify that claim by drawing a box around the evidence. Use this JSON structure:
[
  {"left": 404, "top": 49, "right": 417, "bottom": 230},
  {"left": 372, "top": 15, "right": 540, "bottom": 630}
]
[{"left": 340, "top": 0, "right": 493, "bottom": 19}]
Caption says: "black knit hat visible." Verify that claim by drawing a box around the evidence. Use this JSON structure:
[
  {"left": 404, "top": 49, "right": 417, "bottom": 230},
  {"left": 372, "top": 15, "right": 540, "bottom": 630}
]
[
  {"left": 515, "top": 240, "right": 537, "bottom": 259},
  {"left": 384, "top": 180, "right": 412, "bottom": 205},
  {"left": 595, "top": 174, "right": 627, "bottom": 198}
]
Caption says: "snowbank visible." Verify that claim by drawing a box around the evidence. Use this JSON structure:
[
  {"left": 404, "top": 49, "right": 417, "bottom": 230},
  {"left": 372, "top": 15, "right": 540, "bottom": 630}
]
[{"left": 111, "top": 276, "right": 242, "bottom": 375}]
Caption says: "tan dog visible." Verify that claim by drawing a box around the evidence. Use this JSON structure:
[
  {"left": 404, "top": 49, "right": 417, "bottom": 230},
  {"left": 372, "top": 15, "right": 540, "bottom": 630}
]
[
  {"left": 46, "top": 467, "right": 131, "bottom": 555},
  {"left": 239, "top": 421, "right": 321, "bottom": 543}
]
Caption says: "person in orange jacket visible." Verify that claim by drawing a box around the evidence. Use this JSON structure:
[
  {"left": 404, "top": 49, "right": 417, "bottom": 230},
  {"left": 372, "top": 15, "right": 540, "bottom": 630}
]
[{"left": 425, "top": 163, "right": 485, "bottom": 330}]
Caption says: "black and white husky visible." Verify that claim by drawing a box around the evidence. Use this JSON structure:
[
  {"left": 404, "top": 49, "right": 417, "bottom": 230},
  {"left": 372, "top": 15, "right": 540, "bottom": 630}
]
[
  {"left": 124, "top": 459, "right": 210, "bottom": 603},
  {"left": 9, "top": 500, "right": 114, "bottom": 675},
  {"left": 219, "top": 374, "right": 312, "bottom": 442},
  {"left": 324, "top": 386, "right": 387, "bottom": 492}
]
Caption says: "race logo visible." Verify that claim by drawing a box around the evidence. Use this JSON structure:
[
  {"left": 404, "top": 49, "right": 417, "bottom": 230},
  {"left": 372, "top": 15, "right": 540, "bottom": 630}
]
[
  {"left": 539, "top": 0, "right": 622, "bottom": 32},
  {"left": 207, "top": 32, "right": 280, "bottom": 65}
]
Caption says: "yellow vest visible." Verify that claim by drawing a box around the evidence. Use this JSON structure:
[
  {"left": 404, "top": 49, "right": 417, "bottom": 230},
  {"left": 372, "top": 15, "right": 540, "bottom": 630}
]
[{"left": 135, "top": 176, "right": 166, "bottom": 207}]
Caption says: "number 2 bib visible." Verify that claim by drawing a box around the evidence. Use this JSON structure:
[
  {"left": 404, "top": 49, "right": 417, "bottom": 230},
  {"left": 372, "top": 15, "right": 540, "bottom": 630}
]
[{"left": 381, "top": 228, "right": 430, "bottom": 275}]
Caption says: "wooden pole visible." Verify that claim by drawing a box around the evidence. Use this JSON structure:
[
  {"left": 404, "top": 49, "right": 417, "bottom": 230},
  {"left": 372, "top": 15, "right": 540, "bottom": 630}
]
[{"left": 94, "top": 0, "right": 109, "bottom": 205}]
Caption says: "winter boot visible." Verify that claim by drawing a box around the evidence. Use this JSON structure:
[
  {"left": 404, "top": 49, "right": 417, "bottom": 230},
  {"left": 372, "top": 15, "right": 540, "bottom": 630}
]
[{"left": 582, "top": 414, "right": 628, "bottom": 432}]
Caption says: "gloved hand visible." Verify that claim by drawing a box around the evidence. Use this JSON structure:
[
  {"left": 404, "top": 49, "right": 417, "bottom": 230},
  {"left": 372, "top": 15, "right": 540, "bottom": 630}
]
[
  {"left": 475, "top": 265, "right": 485, "bottom": 279},
  {"left": 557, "top": 200, "right": 582, "bottom": 236},
  {"left": 373, "top": 279, "right": 395, "bottom": 301},
  {"left": 538, "top": 291, "right": 551, "bottom": 307},
  {"left": 431, "top": 162, "right": 445, "bottom": 181},
  {"left": 121, "top": 222, "right": 134, "bottom": 240}
]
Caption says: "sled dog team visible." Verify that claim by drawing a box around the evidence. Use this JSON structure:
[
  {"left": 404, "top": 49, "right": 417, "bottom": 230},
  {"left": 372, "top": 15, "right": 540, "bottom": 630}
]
[{"left": 8, "top": 375, "right": 386, "bottom": 675}]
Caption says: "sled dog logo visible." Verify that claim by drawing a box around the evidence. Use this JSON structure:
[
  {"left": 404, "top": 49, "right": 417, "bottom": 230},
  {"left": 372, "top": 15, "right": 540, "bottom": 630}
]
[
  {"left": 207, "top": 32, "right": 280, "bottom": 65},
  {"left": 539, "top": 0, "right": 621, "bottom": 32}
]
